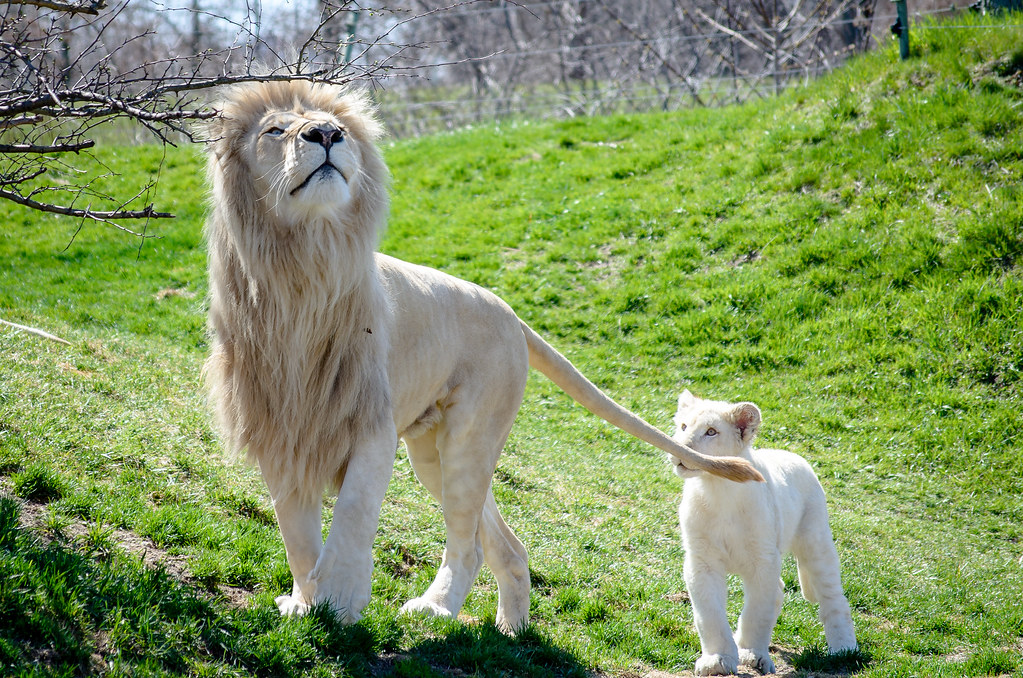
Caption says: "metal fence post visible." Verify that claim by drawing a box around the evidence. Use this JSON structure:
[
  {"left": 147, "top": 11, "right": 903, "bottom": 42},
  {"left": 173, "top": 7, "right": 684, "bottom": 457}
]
[
  {"left": 344, "top": 10, "right": 361, "bottom": 65},
  {"left": 891, "top": 0, "right": 910, "bottom": 60}
]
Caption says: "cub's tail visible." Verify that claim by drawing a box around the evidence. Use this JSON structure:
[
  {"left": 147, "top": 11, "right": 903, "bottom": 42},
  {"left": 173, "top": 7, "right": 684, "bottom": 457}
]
[{"left": 520, "top": 320, "right": 764, "bottom": 483}]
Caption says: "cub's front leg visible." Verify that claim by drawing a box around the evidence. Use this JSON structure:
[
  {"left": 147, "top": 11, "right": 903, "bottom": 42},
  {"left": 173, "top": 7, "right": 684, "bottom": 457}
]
[{"left": 684, "top": 557, "right": 740, "bottom": 676}]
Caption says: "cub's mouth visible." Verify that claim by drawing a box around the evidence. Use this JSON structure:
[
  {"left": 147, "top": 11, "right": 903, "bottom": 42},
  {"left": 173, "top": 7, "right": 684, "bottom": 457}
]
[
  {"left": 290, "top": 162, "right": 348, "bottom": 196},
  {"left": 673, "top": 459, "right": 702, "bottom": 478}
]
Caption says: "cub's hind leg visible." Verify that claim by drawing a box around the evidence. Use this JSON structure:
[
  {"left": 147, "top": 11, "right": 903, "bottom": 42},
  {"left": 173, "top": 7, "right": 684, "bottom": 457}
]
[
  {"left": 792, "top": 509, "right": 857, "bottom": 652},
  {"left": 403, "top": 423, "right": 530, "bottom": 632}
]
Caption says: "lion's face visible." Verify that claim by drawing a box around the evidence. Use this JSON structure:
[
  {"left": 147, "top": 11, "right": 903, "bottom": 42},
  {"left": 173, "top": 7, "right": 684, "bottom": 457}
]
[
  {"left": 246, "top": 108, "right": 360, "bottom": 218},
  {"left": 208, "top": 81, "right": 388, "bottom": 229}
]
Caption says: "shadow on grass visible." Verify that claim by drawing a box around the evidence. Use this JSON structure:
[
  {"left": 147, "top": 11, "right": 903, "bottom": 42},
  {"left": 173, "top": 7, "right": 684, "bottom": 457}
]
[
  {"left": 775, "top": 643, "right": 871, "bottom": 676},
  {"left": 0, "top": 496, "right": 589, "bottom": 677},
  {"left": 388, "top": 623, "right": 590, "bottom": 678}
]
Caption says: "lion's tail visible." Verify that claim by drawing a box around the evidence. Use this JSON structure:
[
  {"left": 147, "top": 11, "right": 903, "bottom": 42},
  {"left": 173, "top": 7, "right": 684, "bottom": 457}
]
[{"left": 519, "top": 320, "right": 764, "bottom": 483}]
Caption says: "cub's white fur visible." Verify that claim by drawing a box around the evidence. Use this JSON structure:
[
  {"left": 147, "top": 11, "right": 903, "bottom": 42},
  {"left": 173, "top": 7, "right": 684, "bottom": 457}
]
[
  {"left": 202, "top": 81, "right": 762, "bottom": 634},
  {"left": 673, "top": 391, "right": 857, "bottom": 675}
]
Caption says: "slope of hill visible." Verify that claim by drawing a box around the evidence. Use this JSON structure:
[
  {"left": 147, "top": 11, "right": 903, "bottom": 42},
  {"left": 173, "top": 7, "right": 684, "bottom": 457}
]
[{"left": 1, "top": 14, "right": 1021, "bottom": 678}]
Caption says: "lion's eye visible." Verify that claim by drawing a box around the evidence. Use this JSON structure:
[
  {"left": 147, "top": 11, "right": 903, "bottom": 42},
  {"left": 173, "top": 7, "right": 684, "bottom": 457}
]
[
  {"left": 679, "top": 423, "right": 687, "bottom": 431},
  {"left": 263, "top": 126, "right": 285, "bottom": 137},
  {"left": 705, "top": 427, "right": 718, "bottom": 437}
]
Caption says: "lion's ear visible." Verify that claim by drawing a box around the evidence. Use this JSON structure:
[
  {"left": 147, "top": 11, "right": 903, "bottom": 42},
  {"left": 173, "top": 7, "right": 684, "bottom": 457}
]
[
  {"left": 196, "top": 111, "right": 227, "bottom": 157},
  {"left": 730, "top": 402, "right": 761, "bottom": 444},
  {"left": 336, "top": 90, "right": 385, "bottom": 142}
]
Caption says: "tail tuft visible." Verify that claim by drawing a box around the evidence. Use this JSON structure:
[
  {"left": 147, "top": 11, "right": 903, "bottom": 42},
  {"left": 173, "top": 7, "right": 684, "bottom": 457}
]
[{"left": 705, "top": 456, "right": 765, "bottom": 483}]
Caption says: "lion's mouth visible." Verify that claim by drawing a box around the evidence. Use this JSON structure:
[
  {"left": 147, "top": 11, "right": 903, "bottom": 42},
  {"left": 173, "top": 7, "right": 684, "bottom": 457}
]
[{"left": 290, "top": 162, "right": 348, "bottom": 196}]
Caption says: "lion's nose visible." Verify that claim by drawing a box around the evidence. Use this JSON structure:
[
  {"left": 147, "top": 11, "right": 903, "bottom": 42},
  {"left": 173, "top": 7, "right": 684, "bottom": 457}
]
[{"left": 300, "top": 126, "right": 345, "bottom": 150}]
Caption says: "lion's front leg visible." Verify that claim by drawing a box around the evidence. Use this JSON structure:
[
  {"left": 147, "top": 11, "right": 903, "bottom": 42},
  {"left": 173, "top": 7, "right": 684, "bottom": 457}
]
[
  {"left": 269, "top": 488, "right": 324, "bottom": 616},
  {"left": 309, "top": 426, "right": 398, "bottom": 624}
]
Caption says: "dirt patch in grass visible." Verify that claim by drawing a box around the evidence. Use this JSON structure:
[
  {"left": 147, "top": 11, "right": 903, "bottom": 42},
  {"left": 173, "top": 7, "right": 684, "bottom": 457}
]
[
  {"left": 730, "top": 249, "right": 763, "bottom": 268},
  {"left": 5, "top": 487, "right": 252, "bottom": 608},
  {"left": 974, "top": 53, "right": 1023, "bottom": 90},
  {"left": 584, "top": 239, "right": 636, "bottom": 283}
]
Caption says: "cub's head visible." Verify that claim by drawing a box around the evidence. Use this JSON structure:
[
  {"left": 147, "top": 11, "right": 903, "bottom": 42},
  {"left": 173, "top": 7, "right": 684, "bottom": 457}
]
[
  {"left": 672, "top": 390, "right": 761, "bottom": 479},
  {"left": 205, "top": 80, "right": 388, "bottom": 231}
]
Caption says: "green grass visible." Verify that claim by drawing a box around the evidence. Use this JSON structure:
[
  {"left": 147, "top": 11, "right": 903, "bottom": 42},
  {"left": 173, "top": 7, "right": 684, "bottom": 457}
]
[{"left": 2, "top": 13, "right": 1023, "bottom": 677}]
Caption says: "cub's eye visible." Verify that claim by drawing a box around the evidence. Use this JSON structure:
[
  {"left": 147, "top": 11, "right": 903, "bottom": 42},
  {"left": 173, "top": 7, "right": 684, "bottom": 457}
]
[
  {"left": 679, "top": 423, "right": 688, "bottom": 431},
  {"left": 705, "top": 427, "right": 718, "bottom": 437},
  {"left": 263, "top": 126, "right": 285, "bottom": 137}
]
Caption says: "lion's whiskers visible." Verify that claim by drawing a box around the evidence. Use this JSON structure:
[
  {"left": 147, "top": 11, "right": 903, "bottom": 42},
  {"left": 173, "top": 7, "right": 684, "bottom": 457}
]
[
  {"left": 263, "top": 161, "right": 293, "bottom": 214},
  {"left": 257, "top": 159, "right": 289, "bottom": 209}
]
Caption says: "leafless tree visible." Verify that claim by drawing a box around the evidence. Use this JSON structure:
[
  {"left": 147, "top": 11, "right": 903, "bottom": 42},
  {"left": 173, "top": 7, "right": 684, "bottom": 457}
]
[
  {"left": 0, "top": 0, "right": 462, "bottom": 232},
  {"left": 678, "top": 0, "right": 879, "bottom": 97},
  {"left": 372, "top": 0, "right": 881, "bottom": 135},
  {"left": 377, "top": 0, "right": 705, "bottom": 133}
]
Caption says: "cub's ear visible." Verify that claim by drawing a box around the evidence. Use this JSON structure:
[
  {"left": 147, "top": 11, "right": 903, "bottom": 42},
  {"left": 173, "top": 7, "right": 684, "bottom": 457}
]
[
  {"left": 675, "top": 390, "right": 698, "bottom": 427},
  {"left": 730, "top": 402, "right": 761, "bottom": 443}
]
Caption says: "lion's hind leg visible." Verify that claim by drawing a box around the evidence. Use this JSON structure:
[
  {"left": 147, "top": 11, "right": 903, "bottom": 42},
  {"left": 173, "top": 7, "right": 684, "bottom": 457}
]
[
  {"left": 401, "top": 428, "right": 462, "bottom": 619},
  {"left": 402, "top": 417, "right": 529, "bottom": 632},
  {"left": 481, "top": 490, "right": 530, "bottom": 633}
]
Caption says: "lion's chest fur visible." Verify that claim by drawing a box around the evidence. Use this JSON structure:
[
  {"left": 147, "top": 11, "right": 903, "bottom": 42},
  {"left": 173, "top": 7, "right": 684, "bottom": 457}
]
[{"left": 206, "top": 227, "right": 392, "bottom": 492}]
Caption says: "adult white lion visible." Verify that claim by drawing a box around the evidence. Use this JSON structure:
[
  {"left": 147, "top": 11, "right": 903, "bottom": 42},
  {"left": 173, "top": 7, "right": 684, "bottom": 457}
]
[{"left": 202, "top": 80, "right": 761, "bottom": 633}]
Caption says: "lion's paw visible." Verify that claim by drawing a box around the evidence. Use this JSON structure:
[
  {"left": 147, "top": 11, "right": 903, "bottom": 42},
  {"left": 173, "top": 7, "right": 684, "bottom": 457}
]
[
  {"left": 400, "top": 597, "right": 455, "bottom": 619},
  {"left": 739, "top": 647, "right": 776, "bottom": 674},
  {"left": 694, "top": 653, "right": 739, "bottom": 676},
  {"left": 275, "top": 594, "right": 311, "bottom": 617}
]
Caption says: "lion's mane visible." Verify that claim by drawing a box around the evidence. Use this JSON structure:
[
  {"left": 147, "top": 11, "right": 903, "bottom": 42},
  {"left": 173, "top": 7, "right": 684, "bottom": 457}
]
[{"left": 203, "top": 80, "right": 392, "bottom": 499}]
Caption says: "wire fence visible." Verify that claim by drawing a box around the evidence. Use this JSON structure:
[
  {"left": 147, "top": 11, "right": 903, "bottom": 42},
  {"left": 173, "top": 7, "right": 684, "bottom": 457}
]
[
  {"left": 373, "top": 2, "right": 1015, "bottom": 137},
  {"left": 377, "top": 68, "right": 833, "bottom": 135}
]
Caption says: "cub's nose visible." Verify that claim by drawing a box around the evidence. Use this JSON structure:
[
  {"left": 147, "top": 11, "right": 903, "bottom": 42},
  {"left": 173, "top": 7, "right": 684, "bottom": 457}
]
[{"left": 300, "top": 126, "right": 345, "bottom": 150}]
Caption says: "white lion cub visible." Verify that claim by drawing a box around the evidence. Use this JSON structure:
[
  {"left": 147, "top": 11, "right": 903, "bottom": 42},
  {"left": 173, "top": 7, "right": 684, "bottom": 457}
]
[{"left": 672, "top": 390, "right": 857, "bottom": 676}]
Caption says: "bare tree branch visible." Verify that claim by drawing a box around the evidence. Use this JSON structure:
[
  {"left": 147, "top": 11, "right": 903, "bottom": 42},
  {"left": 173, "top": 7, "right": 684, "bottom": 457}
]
[
  {"left": 0, "top": 186, "right": 172, "bottom": 224},
  {"left": 0, "top": 115, "right": 44, "bottom": 128},
  {"left": 7, "top": 0, "right": 105, "bottom": 16},
  {"left": 0, "top": 0, "right": 475, "bottom": 233},
  {"left": 0, "top": 140, "right": 95, "bottom": 153}
]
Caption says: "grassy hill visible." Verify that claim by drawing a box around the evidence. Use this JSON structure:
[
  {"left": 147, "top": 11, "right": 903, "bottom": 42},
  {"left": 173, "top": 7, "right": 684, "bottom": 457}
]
[{"left": 1, "top": 14, "right": 1022, "bottom": 678}]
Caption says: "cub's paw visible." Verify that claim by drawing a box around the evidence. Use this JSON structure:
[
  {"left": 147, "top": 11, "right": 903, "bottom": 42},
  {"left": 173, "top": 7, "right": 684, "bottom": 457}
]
[
  {"left": 695, "top": 653, "right": 739, "bottom": 676},
  {"left": 275, "top": 594, "right": 311, "bottom": 617},
  {"left": 739, "top": 647, "right": 776, "bottom": 674},
  {"left": 400, "top": 597, "right": 455, "bottom": 619}
]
